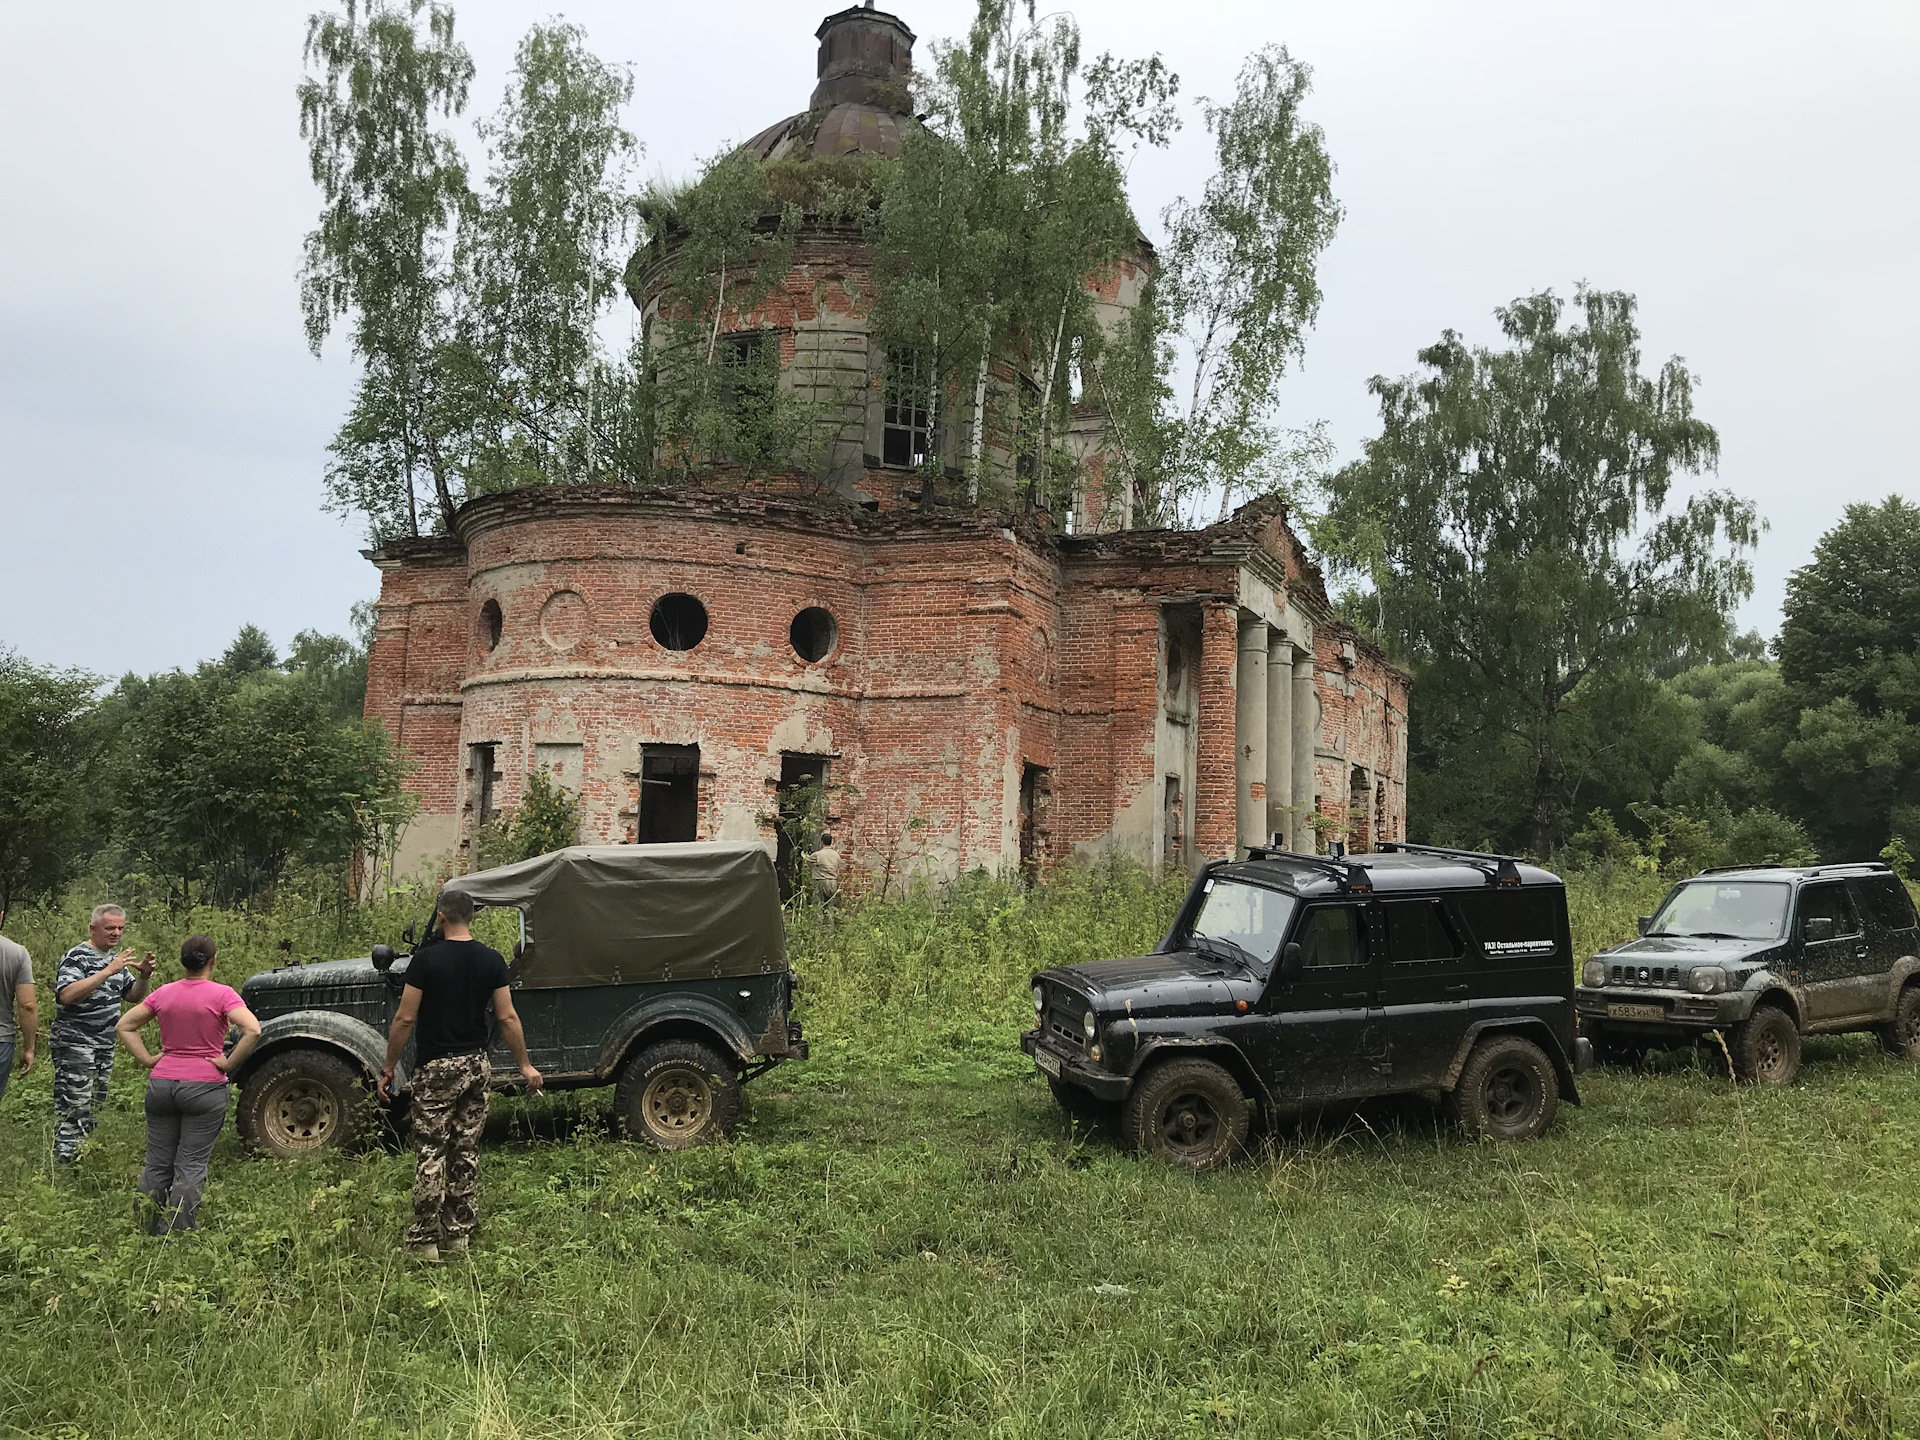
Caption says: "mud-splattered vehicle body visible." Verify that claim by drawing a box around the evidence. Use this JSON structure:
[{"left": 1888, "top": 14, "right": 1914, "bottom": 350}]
[
  {"left": 1023, "top": 844, "right": 1590, "bottom": 1167},
  {"left": 232, "top": 843, "right": 806, "bottom": 1155}
]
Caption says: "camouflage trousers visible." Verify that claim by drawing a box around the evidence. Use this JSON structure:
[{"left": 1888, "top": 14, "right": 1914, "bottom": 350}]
[
  {"left": 53, "top": 1035, "right": 116, "bottom": 1164},
  {"left": 406, "top": 1051, "right": 490, "bottom": 1248}
]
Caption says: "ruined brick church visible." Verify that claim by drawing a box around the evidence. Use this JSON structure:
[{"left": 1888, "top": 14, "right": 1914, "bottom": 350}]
[{"left": 364, "top": 3, "right": 1408, "bottom": 886}]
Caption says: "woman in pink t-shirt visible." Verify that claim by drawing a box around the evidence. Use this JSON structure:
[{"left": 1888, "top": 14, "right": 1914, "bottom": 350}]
[{"left": 115, "top": 935, "right": 261, "bottom": 1233}]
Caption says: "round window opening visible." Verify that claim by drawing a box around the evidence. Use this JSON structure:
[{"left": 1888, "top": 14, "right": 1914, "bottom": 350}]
[
  {"left": 478, "top": 599, "right": 504, "bottom": 652},
  {"left": 649, "top": 592, "right": 709, "bottom": 651},
  {"left": 790, "top": 606, "right": 838, "bottom": 663}
]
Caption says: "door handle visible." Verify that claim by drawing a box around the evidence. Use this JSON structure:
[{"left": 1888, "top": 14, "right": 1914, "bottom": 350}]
[
  {"left": 1856, "top": 947, "right": 1870, "bottom": 959},
  {"left": 1443, "top": 984, "right": 1469, "bottom": 998},
  {"left": 1340, "top": 992, "right": 1369, "bottom": 1003}
]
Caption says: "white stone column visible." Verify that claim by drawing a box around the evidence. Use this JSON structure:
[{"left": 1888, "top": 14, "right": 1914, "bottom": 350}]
[
  {"left": 1266, "top": 636, "right": 1293, "bottom": 848},
  {"left": 1235, "top": 616, "right": 1269, "bottom": 855},
  {"left": 1291, "top": 648, "right": 1317, "bottom": 850}
]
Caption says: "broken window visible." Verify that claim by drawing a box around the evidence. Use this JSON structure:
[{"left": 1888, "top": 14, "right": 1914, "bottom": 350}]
[
  {"left": 470, "top": 743, "right": 502, "bottom": 825},
  {"left": 775, "top": 753, "right": 831, "bottom": 900},
  {"left": 637, "top": 744, "right": 700, "bottom": 844},
  {"left": 882, "top": 347, "right": 933, "bottom": 467},
  {"left": 478, "top": 599, "right": 503, "bottom": 652},
  {"left": 1019, "top": 763, "right": 1051, "bottom": 880},
  {"left": 715, "top": 331, "right": 774, "bottom": 409},
  {"left": 1014, "top": 374, "right": 1042, "bottom": 481},
  {"left": 649, "top": 593, "right": 709, "bottom": 651},
  {"left": 790, "top": 606, "right": 838, "bottom": 663}
]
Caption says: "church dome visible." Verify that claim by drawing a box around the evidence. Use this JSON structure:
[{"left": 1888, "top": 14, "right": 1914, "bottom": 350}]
[{"left": 739, "top": 4, "right": 916, "bottom": 163}]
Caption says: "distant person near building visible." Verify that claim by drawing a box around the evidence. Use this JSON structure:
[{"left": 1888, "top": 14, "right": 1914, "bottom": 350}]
[
  {"left": 52, "top": 905, "right": 153, "bottom": 1165},
  {"left": 114, "top": 935, "right": 261, "bottom": 1232},
  {"left": 0, "top": 915, "right": 37, "bottom": 1105},
  {"left": 377, "top": 887, "right": 542, "bottom": 1263},
  {"left": 811, "top": 833, "right": 841, "bottom": 906}
]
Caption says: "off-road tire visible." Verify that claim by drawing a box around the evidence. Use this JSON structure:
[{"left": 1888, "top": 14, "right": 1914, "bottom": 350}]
[
  {"left": 1875, "top": 984, "right": 1920, "bottom": 1060},
  {"left": 614, "top": 1039, "right": 741, "bottom": 1150},
  {"left": 1048, "top": 1076, "right": 1116, "bottom": 1129},
  {"left": 1730, "top": 1004, "right": 1801, "bottom": 1085},
  {"left": 236, "top": 1048, "right": 367, "bottom": 1158},
  {"left": 1449, "top": 1035, "right": 1559, "bottom": 1141},
  {"left": 1122, "top": 1058, "right": 1250, "bottom": 1171}
]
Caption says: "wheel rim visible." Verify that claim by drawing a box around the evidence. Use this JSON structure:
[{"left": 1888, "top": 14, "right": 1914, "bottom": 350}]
[
  {"left": 1157, "top": 1088, "right": 1221, "bottom": 1156},
  {"left": 265, "top": 1077, "right": 340, "bottom": 1150},
  {"left": 642, "top": 1065, "right": 714, "bottom": 1139},
  {"left": 1900, "top": 1005, "right": 1920, "bottom": 1054},
  {"left": 1485, "top": 1064, "right": 1537, "bottom": 1128},
  {"left": 1756, "top": 1027, "right": 1788, "bottom": 1079}
]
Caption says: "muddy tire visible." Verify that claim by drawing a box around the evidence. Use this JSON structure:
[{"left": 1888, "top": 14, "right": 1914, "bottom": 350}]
[
  {"left": 1049, "top": 1076, "right": 1116, "bottom": 1128},
  {"left": 613, "top": 1039, "right": 741, "bottom": 1150},
  {"left": 1122, "top": 1058, "right": 1250, "bottom": 1171},
  {"left": 236, "top": 1048, "right": 367, "bottom": 1158},
  {"left": 1449, "top": 1035, "right": 1559, "bottom": 1141},
  {"left": 1731, "top": 1004, "right": 1801, "bottom": 1085},
  {"left": 1876, "top": 984, "right": 1920, "bottom": 1060}
]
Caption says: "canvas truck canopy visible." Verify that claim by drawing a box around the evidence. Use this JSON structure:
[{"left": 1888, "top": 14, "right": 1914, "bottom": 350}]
[{"left": 446, "top": 843, "right": 787, "bottom": 988}]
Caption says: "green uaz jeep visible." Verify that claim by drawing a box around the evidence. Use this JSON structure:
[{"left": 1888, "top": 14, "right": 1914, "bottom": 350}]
[{"left": 230, "top": 843, "right": 807, "bottom": 1156}]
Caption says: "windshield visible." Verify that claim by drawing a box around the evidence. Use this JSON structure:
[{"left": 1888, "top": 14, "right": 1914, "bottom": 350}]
[
  {"left": 1649, "top": 881, "right": 1791, "bottom": 941},
  {"left": 1189, "top": 880, "right": 1298, "bottom": 967}
]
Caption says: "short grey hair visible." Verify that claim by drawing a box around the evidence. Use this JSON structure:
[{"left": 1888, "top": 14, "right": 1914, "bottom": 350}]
[{"left": 89, "top": 904, "right": 126, "bottom": 926}]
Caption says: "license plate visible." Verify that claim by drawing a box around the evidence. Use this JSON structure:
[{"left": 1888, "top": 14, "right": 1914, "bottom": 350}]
[
  {"left": 1608, "top": 1003, "right": 1666, "bottom": 1022},
  {"left": 1034, "top": 1048, "right": 1062, "bottom": 1078}
]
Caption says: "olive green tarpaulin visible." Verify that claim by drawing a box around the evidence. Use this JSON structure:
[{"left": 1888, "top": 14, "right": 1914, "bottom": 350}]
[{"left": 446, "top": 843, "right": 786, "bottom": 988}]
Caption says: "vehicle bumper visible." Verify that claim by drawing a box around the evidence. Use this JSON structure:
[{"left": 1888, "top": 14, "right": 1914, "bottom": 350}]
[
  {"left": 1020, "top": 1029, "right": 1130, "bottom": 1102},
  {"left": 1575, "top": 985, "right": 1749, "bottom": 1036}
]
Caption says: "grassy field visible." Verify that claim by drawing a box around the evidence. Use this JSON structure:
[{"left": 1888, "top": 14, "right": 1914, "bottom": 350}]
[{"left": 3, "top": 865, "right": 1919, "bottom": 1438}]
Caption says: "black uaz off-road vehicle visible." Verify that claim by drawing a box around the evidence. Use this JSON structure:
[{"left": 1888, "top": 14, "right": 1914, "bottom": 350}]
[
  {"left": 230, "top": 844, "right": 807, "bottom": 1157},
  {"left": 1575, "top": 862, "right": 1920, "bottom": 1084},
  {"left": 1021, "top": 844, "right": 1592, "bottom": 1169}
]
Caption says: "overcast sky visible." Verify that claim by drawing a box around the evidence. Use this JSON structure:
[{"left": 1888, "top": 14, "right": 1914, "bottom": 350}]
[{"left": 3, "top": 0, "right": 1914, "bottom": 679}]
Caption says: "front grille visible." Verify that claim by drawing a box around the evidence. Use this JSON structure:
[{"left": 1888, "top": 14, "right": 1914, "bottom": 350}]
[
  {"left": 1045, "top": 1005, "right": 1086, "bottom": 1053},
  {"left": 1608, "top": 963, "right": 1683, "bottom": 988}
]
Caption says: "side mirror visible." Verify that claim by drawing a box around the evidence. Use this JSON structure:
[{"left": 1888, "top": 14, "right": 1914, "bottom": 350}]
[
  {"left": 371, "top": 944, "right": 396, "bottom": 972},
  {"left": 1804, "top": 916, "right": 1835, "bottom": 943},
  {"left": 1636, "top": 915, "right": 1653, "bottom": 937},
  {"left": 1279, "top": 942, "right": 1304, "bottom": 981},
  {"left": 402, "top": 923, "right": 416, "bottom": 946}
]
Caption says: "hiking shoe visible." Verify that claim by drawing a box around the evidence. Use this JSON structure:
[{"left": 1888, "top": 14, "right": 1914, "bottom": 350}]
[
  {"left": 441, "top": 1235, "right": 470, "bottom": 1258},
  {"left": 406, "top": 1242, "right": 441, "bottom": 1266}
]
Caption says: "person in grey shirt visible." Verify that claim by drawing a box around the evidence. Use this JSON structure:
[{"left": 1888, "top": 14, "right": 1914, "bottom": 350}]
[{"left": 0, "top": 913, "right": 37, "bottom": 1105}]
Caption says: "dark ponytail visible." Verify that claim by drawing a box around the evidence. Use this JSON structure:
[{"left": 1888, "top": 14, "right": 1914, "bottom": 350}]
[{"left": 180, "top": 935, "right": 217, "bottom": 972}]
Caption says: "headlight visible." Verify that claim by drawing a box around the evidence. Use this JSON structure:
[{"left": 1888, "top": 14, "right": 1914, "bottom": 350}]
[
  {"left": 1687, "top": 966, "right": 1727, "bottom": 995},
  {"left": 1082, "top": 1009, "right": 1098, "bottom": 1040},
  {"left": 1582, "top": 959, "right": 1608, "bottom": 989},
  {"left": 1033, "top": 985, "right": 1044, "bottom": 1016}
]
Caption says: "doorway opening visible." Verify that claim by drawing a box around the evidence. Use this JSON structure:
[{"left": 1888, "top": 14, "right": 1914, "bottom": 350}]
[
  {"left": 637, "top": 744, "right": 700, "bottom": 844},
  {"left": 1163, "top": 774, "right": 1185, "bottom": 871},
  {"left": 1348, "top": 766, "right": 1372, "bottom": 853},
  {"left": 1019, "top": 763, "right": 1051, "bottom": 880},
  {"left": 775, "top": 753, "right": 831, "bottom": 900}
]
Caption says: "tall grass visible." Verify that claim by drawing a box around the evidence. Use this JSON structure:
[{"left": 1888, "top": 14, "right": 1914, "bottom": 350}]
[{"left": 2, "top": 862, "right": 1916, "bottom": 1438}]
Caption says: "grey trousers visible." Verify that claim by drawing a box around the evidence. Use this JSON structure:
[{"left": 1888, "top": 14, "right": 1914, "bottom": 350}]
[
  {"left": 138, "top": 1078, "right": 230, "bottom": 1232},
  {"left": 0, "top": 1039, "right": 12, "bottom": 1104}
]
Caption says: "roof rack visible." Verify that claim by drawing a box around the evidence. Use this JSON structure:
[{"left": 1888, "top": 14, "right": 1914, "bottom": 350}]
[
  {"left": 1697, "top": 861, "right": 1890, "bottom": 876},
  {"left": 1375, "top": 841, "right": 1525, "bottom": 888},
  {"left": 1243, "top": 839, "right": 1373, "bottom": 894}
]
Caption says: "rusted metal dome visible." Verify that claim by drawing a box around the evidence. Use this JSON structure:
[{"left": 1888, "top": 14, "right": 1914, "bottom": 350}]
[{"left": 739, "top": 4, "right": 916, "bottom": 163}]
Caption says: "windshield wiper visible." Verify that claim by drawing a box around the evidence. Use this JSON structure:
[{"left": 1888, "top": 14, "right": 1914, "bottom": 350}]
[
  {"left": 1668, "top": 930, "right": 1747, "bottom": 940},
  {"left": 1189, "top": 934, "right": 1256, "bottom": 970}
]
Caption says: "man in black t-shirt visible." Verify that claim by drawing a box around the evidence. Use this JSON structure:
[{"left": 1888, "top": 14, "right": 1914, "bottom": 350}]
[{"left": 378, "top": 887, "right": 541, "bottom": 1263}]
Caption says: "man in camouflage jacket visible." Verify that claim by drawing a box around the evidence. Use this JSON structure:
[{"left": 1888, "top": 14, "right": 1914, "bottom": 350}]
[{"left": 52, "top": 905, "right": 153, "bottom": 1164}]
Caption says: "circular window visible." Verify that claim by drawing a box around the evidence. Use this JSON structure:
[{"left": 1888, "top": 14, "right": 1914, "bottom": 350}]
[
  {"left": 790, "top": 606, "right": 838, "bottom": 664},
  {"left": 478, "top": 599, "right": 503, "bottom": 652},
  {"left": 649, "top": 593, "right": 709, "bottom": 651}
]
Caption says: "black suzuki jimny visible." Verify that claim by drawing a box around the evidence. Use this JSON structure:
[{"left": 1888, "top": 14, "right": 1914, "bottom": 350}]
[
  {"left": 1575, "top": 861, "right": 1920, "bottom": 1084},
  {"left": 1022, "top": 843, "right": 1592, "bottom": 1168}
]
